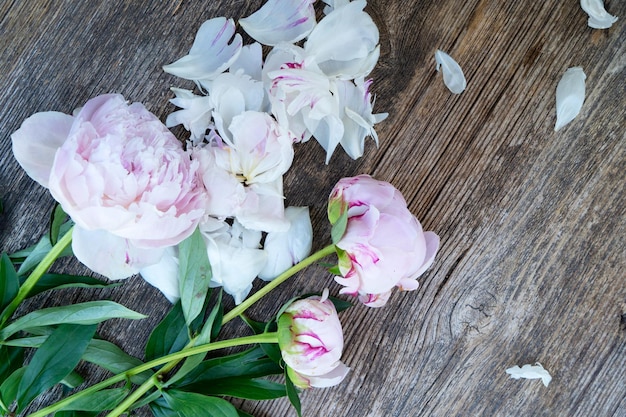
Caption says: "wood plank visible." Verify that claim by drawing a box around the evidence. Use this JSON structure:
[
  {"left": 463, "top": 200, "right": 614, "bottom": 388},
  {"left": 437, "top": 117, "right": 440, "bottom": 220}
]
[{"left": 0, "top": 0, "right": 624, "bottom": 416}]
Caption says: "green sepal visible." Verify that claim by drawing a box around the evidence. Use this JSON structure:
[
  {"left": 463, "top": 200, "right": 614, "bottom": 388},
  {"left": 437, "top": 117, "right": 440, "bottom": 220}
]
[
  {"left": 284, "top": 367, "right": 302, "bottom": 417},
  {"left": 49, "top": 204, "right": 68, "bottom": 246},
  {"left": 330, "top": 209, "right": 349, "bottom": 244}
]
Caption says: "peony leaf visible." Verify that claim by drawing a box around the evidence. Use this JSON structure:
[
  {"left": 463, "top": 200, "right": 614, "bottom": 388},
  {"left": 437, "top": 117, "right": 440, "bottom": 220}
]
[
  {"left": 0, "top": 345, "right": 23, "bottom": 389},
  {"left": 162, "top": 390, "right": 239, "bottom": 417},
  {"left": 0, "top": 253, "right": 19, "bottom": 312},
  {"left": 83, "top": 339, "right": 150, "bottom": 384},
  {"left": 180, "top": 377, "right": 287, "bottom": 400},
  {"left": 16, "top": 324, "right": 96, "bottom": 413},
  {"left": 0, "top": 301, "right": 146, "bottom": 340},
  {"left": 0, "top": 366, "right": 25, "bottom": 412},
  {"left": 49, "top": 204, "right": 68, "bottom": 245},
  {"left": 178, "top": 228, "right": 212, "bottom": 328},
  {"left": 23, "top": 273, "right": 116, "bottom": 299},
  {"left": 58, "top": 387, "right": 129, "bottom": 412},
  {"left": 285, "top": 368, "right": 302, "bottom": 417},
  {"left": 145, "top": 301, "right": 189, "bottom": 362}
]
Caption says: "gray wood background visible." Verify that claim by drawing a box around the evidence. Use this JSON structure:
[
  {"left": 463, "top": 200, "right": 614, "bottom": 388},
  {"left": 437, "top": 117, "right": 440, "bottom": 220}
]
[{"left": 0, "top": 0, "right": 624, "bottom": 416}]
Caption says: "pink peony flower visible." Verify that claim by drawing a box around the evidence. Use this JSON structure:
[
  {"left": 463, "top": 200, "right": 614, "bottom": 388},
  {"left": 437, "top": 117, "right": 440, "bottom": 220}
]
[
  {"left": 328, "top": 175, "right": 439, "bottom": 307},
  {"left": 11, "top": 94, "right": 207, "bottom": 281},
  {"left": 278, "top": 290, "right": 349, "bottom": 388}
]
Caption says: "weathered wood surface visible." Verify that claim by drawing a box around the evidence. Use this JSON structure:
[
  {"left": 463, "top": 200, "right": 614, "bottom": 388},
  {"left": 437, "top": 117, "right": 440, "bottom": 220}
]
[{"left": 1, "top": 0, "right": 625, "bottom": 416}]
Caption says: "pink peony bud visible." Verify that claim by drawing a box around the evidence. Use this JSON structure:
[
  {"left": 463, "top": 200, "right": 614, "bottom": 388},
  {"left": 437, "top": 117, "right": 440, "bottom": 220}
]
[
  {"left": 278, "top": 290, "right": 349, "bottom": 389},
  {"left": 328, "top": 175, "right": 440, "bottom": 307}
]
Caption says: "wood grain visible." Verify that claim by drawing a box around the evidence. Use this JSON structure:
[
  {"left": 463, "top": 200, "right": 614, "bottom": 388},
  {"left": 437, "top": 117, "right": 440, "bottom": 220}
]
[{"left": 1, "top": 0, "right": 624, "bottom": 416}]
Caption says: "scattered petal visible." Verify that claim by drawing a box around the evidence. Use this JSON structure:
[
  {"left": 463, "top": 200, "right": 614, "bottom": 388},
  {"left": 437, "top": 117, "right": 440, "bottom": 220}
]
[
  {"left": 580, "top": 0, "right": 618, "bottom": 29},
  {"left": 165, "top": 88, "right": 214, "bottom": 142},
  {"left": 506, "top": 363, "right": 552, "bottom": 387},
  {"left": 163, "top": 17, "right": 242, "bottom": 82},
  {"left": 555, "top": 67, "right": 586, "bottom": 132},
  {"left": 435, "top": 50, "right": 466, "bottom": 94},
  {"left": 240, "top": 0, "right": 316, "bottom": 46}
]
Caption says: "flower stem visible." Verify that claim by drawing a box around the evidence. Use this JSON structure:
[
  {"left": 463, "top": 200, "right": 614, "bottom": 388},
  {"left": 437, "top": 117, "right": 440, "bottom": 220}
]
[
  {"left": 29, "top": 332, "right": 278, "bottom": 417},
  {"left": 221, "top": 243, "right": 337, "bottom": 325},
  {"left": 0, "top": 226, "right": 74, "bottom": 329}
]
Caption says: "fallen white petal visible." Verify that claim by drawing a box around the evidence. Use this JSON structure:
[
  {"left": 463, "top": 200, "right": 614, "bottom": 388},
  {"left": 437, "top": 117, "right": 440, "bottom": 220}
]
[
  {"left": 240, "top": 0, "right": 316, "bottom": 46},
  {"left": 506, "top": 363, "right": 552, "bottom": 387},
  {"left": 580, "top": 0, "right": 618, "bottom": 29},
  {"left": 555, "top": 67, "right": 586, "bottom": 132},
  {"left": 435, "top": 50, "right": 466, "bottom": 94}
]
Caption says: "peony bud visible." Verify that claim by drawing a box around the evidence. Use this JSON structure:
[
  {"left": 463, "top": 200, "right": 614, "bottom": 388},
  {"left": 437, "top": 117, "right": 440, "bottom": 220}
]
[
  {"left": 277, "top": 290, "right": 349, "bottom": 388},
  {"left": 328, "top": 175, "right": 440, "bottom": 307}
]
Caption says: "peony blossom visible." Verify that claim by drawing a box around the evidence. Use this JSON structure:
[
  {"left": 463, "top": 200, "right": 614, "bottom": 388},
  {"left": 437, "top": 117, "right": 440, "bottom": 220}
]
[
  {"left": 240, "top": 0, "right": 317, "bottom": 46},
  {"left": 278, "top": 290, "right": 349, "bottom": 388},
  {"left": 328, "top": 175, "right": 439, "bottom": 307},
  {"left": 11, "top": 94, "right": 206, "bottom": 282}
]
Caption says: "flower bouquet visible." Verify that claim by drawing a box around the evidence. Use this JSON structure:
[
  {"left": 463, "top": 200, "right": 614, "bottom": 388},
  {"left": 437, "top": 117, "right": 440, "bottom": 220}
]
[{"left": 1, "top": 1, "right": 439, "bottom": 416}]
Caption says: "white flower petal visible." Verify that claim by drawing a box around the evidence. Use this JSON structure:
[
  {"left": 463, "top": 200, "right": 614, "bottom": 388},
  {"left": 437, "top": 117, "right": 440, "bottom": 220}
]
[
  {"left": 555, "top": 67, "right": 586, "bottom": 132},
  {"left": 304, "top": 0, "right": 379, "bottom": 79},
  {"left": 166, "top": 87, "right": 214, "bottom": 142},
  {"left": 307, "top": 361, "right": 350, "bottom": 388},
  {"left": 240, "top": 0, "right": 316, "bottom": 46},
  {"left": 506, "top": 363, "right": 552, "bottom": 387},
  {"left": 580, "top": 0, "right": 618, "bottom": 29},
  {"left": 435, "top": 50, "right": 467, "bottom": 94},
  {"left": 259, "top": 206, "right": 313, "bottom": 280},
  {"left": 163, "top": 17, "right": 242, "bottom": 82},
  {"left": 201, "top": 220, "right": 267, "bottom": 304},
  {"left": 139, "top": 246, "right": 180, "bottom": 302},
  {"left": 11, "top": 111, "right": 74, "bottom": 187},
  {"left": 230, "top": 43, "right": 264, "bottom": 82},
  {"left": 72, "top": 226, "right": 164, "bottom": 280}
]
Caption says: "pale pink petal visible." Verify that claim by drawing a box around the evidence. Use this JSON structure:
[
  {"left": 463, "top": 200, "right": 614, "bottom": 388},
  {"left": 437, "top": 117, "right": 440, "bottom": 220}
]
[
  {"left": 72, "top": 226, "right": 164, "bottom": 280},
  {"left": 11, "top": 111, "right": 73, "bottom": 187},
  {"left": 307, "top": 362, "right": 350, "bottom": 388}
]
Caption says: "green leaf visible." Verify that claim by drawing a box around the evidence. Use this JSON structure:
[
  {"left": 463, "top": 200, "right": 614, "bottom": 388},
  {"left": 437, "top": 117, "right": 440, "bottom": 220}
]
[
  {"left": 1, "top": 336, "right": 47, "bottom": 348},
  {"left": 0, "top": 343, "right": 23, "bottom": 382},
  {"left": 16, "top": 324, "right": 96, "bottom": 412},
  {"left": 53, "top": 411, "right": 98, "bottom": 417},
  {"left": 148, "top": 396, "right": 178, "bottom": 417},
  {"left": 82, "top": 339, "right": 150, "bottom": 384},
  {"left": 0, "top": 367, "right": 25, "bottom": 412},
  {"left": 49, "top": 204, "right": 68, "bottom": 245},
  {"left": 0, "top": 301, "right": 146, "bottom": 340},
  {"left": 60, "top": 371, "right": 84, "bottom": 389},
  {"left": 165, "top": 292, "right": 222, "bottom": 387},
  {"left": 330, "top": 209, "right": 349, "bottom": 244},
  {"left": 24, "top": 274, "right": 116, "bottom": 299},
  {"left": 236, "top": 409, "right": 254, "bottom": 417},
  {"left": 162, "top": 390, "right": 239, "bottom": 417},
  {"left": 174, "top": 347, "right": 282, "bottom": 387},
  {"left": 285, "top": 368, "right": 302, "bottom": 417},
  {"left": 13, "top": 222, "right": 73, "bottom": 275},
  {"left": 240, "top": 315, "right": 267, "bottom": 335},
  {"left": 178, "top": 228, "right": 212, "bottom": 328},
  {"left": 0, "top": 253, "right": 19, "bottom": 312},
  {"left": 181, "top": 377, "right": 286, "bottom": 400},
  {"left": 145, "top": 301, "right": 189, "bottom": 362},
  {"left": 59, "top": 387, "right": 129, "bottom": 412}
]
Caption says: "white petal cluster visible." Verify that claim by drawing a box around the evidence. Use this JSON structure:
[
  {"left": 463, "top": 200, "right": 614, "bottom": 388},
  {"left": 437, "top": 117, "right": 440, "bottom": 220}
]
[{"left": 155, "top": 0, "right": 386, "bottom": 303}]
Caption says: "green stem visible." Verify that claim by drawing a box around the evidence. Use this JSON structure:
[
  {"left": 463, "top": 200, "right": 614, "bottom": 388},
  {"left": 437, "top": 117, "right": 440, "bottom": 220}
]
[
  {"left": 0, "top": 226, "right": 74, "bottom": 328},
  {"left": 28, "top": 332, "right": 278, "bottom": 417},
  {"left": 222, "top": 243, "right": 336, "bottom": 325}
]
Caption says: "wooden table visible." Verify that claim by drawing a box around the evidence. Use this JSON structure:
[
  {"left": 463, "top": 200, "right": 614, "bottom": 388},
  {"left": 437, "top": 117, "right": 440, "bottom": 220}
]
[{"left": 1, "top": 1, "right": 624, "bottom": 416}]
